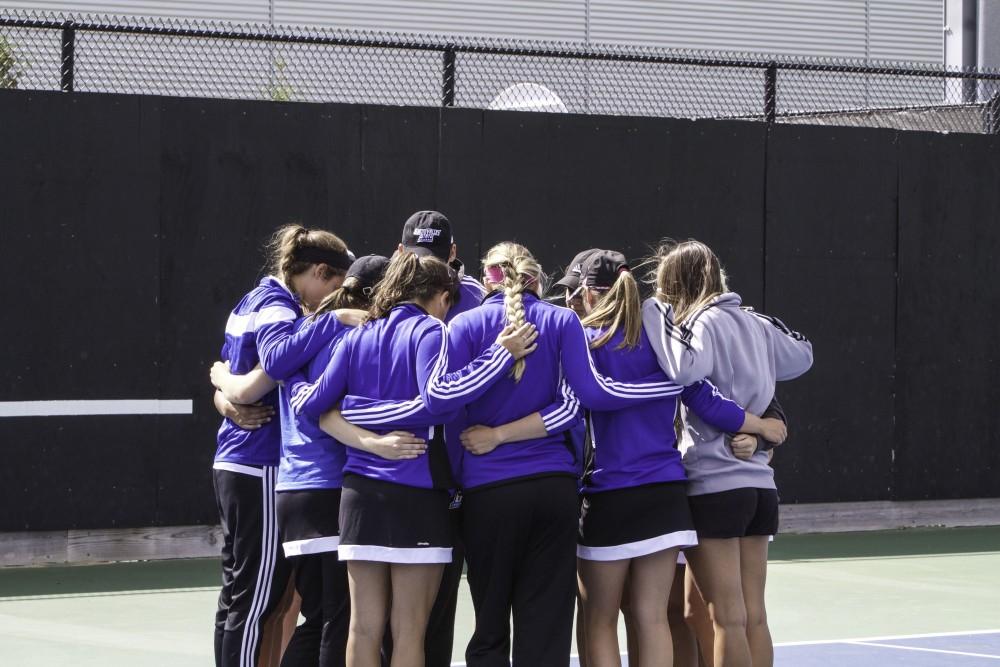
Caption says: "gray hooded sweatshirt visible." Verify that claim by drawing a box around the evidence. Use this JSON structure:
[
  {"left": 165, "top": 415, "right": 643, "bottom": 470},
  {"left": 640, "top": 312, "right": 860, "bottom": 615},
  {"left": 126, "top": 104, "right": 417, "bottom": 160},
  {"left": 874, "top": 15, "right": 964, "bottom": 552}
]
[{"left": 642, "top": 293, "right": 813, "bottom": 495}]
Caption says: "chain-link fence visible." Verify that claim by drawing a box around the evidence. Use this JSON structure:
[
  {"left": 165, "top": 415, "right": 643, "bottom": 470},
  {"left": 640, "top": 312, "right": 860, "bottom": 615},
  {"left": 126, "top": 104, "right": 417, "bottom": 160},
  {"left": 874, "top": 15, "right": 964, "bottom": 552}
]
[{"left": 3, "top": 9, "right": 1000, "bottom": 134}]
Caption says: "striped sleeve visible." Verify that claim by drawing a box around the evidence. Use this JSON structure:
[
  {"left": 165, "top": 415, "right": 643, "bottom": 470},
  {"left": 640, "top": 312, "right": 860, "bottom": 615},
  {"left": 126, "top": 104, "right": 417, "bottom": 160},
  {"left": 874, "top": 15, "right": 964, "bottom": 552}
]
[
  {"left": 641, "top": 297, "right": 715, "bottom": 386},
  {"left": 339, "top": 320, "right": 507, "bottom": 418},
  {"left": 540, "top": 380, "right": 583, "bottom": 434},
  {"left": 680, "top": 380, "right": 746, "bottom": 434},
  {"left": 296, "top": 334, "right": 351, "bottom": 420},
  {"left": 341, "top": 380, "right": 582, "bottom": 435},
  {"left": 254, "top": 293, "right": 311, "bottom": 380},
  {"left": 339, "top": 393, "right": 435, "bottom": 429},
  {"left": 559, "top": 313, "right": 683, "bottom": 411},
  {"left": 748, "top": 309, "right": 814, "bottom": 381},
  {"left": 418, "top": 320, "right": 515, "bottom": 415}
]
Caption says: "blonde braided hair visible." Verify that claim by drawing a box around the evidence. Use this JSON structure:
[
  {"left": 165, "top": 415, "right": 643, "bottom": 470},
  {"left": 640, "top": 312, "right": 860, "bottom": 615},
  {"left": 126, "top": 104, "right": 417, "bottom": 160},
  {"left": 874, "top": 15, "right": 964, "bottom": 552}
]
[{"left": 483, "top": 242, "right": 543, "bottom": 382}]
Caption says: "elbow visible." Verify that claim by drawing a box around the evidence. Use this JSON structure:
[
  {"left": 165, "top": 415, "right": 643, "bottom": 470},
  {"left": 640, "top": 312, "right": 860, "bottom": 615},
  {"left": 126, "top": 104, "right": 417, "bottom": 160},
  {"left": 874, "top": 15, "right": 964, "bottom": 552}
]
[
  {"left": 721, "top": 409, "right": 748, "bottom": 434},
  {"left": 300, "top": 401, "right": 323, "bottom": 421},
  {"left": 259, "top": 357, "right": 291, "bottom": 382},
  {"left": 670, "top": 367, "right": 704, "bottom": 387},
  {"left": 258, "top": 351, "right": 279, "bottom": 378},
  {"left": 778, "top": 353, "right": 814, "bottom": 381},
  {"left": 226, "top": 389, "right": 257, "bottom": 406},
  {"left": 258, "top": 346, "right": 297, "bottom": 382},
  {"left": 422, "top": 395, "right": 456, "bottom": 417},
  {"left": 435, "top": 408, "right": 461, "bottom": 424}
]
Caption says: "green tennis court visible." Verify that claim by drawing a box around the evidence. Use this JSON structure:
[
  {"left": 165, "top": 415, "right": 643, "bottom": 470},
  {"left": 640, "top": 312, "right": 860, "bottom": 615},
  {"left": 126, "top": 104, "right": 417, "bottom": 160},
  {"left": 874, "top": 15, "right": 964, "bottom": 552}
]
[{"left": 2, "top": 526, "right": 998, "bottom": 666}]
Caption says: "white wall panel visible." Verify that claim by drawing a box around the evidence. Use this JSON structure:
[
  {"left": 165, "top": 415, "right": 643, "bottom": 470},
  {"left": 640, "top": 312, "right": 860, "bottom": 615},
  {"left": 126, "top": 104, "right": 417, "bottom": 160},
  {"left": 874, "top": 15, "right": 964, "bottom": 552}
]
[
  {"left": 2, "top": 1, "right": 270, "bottom": 23},
  {"left": 274, "top": 0, "right": 586, "bottom": 42},
  {"left": 589, "top": 0, "right": 868, "bottom": 58},
  {"left": 869, "top": 0, "right": 943, "bottom": 62}
]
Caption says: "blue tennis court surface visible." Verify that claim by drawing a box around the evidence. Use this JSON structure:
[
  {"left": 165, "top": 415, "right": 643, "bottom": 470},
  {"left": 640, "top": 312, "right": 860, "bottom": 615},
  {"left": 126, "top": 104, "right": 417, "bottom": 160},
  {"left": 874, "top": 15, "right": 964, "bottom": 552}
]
[
  {"left": 775, "top": 631, "right": 1000, "bottom": 666},
  {"left": 557, "top": 631, "right": 1000, "bottom": 666}
]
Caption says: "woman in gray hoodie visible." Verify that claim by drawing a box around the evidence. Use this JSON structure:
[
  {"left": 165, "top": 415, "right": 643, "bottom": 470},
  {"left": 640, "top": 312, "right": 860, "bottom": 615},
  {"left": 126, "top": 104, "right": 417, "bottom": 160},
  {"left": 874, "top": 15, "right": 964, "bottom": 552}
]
[{"left": 642, "top": 240, "right": 813, "bottom": 667}]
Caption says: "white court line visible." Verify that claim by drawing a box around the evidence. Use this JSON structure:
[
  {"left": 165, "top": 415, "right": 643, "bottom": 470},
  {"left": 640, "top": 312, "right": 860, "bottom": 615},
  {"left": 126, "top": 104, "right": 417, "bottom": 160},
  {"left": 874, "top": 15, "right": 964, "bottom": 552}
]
[
  {"left": 847, "top": 640, "right": 1000, "bottom": 660},
  {"left": 775, "top": 628, "right": 1000, "bottom": 647},
  {"left": 0, "top": 400, "right": 193, "bottom": 417},
  {"left": 0, "top": 586, "right": 217, "bottom": 602},
  {"left": 452, "top": 657, "right": 587, "bottom": 667},
  {"left": 448, "top": 632, "right": 1000, "bottom": 666}
]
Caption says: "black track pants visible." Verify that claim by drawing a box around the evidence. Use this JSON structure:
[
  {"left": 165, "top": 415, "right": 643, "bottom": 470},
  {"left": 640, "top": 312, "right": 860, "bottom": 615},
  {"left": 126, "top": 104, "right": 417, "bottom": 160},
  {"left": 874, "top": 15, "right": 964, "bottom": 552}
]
[
  {"left": 213, "top": 466, "right": 291, "bottom": 667},
  {"left": 280, "top": 551, "right": 351, "bottom": 667},
  {"left": 462, "top": 476, "right": 579, "bottom": 667}
]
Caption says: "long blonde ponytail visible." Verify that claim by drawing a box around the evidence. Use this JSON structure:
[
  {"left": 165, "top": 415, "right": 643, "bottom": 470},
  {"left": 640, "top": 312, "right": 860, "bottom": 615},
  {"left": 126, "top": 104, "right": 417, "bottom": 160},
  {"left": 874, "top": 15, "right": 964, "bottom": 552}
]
[
  {"left": 580, "top": 269, "right": 642, "bottom": 349},
  {"left": 483, "top": 242, "right": 543, "bottom": 382}
]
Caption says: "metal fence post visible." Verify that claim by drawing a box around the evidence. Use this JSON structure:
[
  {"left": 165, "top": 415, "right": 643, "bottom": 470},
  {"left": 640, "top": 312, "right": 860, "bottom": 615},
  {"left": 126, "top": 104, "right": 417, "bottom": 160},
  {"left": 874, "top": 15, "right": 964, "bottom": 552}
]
[
  {"left": 764, "top": 61, "right": 777, "bottom": 123},
  {"left": 985, "top": 91, "right": 1000, "bottom": 135},
  {"left": 60, "top": 21, "right": 75, "bottom": 92},
  {"left": 441, "top": 46, "right": 456, "bottom": 107}
]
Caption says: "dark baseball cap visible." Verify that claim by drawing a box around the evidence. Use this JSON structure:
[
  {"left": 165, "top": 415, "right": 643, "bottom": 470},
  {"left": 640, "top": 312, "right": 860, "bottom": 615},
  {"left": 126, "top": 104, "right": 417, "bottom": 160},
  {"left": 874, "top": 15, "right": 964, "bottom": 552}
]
[
  {"left": 554, "top": 248, "right": 602, "bottom": 291},
  {"left": 346, "top": 254, "right": 390, "bottom": 292},
  {"left": 582, "top": 250, "right": 630, "bottom": 289},
  {"left": 401, "top": 210, "right": 453, "bottom": 261}
]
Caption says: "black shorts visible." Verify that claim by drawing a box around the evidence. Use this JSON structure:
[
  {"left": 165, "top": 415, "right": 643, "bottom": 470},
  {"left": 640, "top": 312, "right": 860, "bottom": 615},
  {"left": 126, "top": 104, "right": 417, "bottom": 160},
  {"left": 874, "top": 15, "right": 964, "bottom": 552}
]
[
  {"left": 338, "top": 473, "right": 453, "bottom": 564},
  {"left": 687, "top": 487, "right": 779, "bottom": 539},
  {"left": 275, "top": 488, "right": 342, "bottom": 557},
  {"left": 578, "top": 482, "right": 697, "bottom": 561}
]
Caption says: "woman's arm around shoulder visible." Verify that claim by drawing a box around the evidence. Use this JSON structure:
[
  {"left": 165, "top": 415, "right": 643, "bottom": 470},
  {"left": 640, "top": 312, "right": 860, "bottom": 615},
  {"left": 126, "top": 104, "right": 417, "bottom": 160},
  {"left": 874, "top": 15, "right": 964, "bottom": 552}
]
[{"left": 641, "top": 297, "right": 715, "bottom": 385}]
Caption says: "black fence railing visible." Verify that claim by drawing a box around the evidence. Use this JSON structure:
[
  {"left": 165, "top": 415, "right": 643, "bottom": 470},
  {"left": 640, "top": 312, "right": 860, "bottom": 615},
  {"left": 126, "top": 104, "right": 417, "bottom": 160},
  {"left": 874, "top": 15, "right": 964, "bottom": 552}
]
[{"left": 3, "top": 10, "right": 1000, "bottom": 134}]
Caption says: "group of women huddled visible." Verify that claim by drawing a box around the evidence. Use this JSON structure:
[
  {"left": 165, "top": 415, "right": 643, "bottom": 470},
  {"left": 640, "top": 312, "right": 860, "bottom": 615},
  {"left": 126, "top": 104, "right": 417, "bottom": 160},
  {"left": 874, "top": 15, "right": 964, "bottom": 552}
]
[{"left": 209, "top": 210, "right": 813, "bottom": 667}]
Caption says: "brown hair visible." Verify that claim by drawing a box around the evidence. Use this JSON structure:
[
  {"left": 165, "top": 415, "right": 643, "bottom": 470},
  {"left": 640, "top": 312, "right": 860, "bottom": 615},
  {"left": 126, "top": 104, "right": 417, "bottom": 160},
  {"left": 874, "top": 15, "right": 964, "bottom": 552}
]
[
  {"left": 266, "top": 224, "right": 350, "bottom": 290},
  {"left": 580, "top": 269, "right": 642, "bottom": 350},
  {"left": 482, "top": 242, "right": 543, "bottom": 382},
  {"left": 367, "top": 252, "right": 458, "bottom": 321},
  {"left": 313, "top": 277, "right": 371, "bottom": 318},
  {"left": 652, "top": 239, "right": 728, "bottom": 324}
]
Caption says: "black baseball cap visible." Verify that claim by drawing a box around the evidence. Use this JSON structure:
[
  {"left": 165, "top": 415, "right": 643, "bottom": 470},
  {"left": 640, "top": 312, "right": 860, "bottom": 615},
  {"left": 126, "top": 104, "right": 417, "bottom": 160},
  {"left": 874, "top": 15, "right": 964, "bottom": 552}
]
[
  {"left": 401, "top": 210, "right": 453, "bottom": 261},
  {"left": 582, "top": 250, "right": 630, "bottom": 289},
  {"left": 554, "top": 248, "right": 602, "bottom": 291},
  {"left": 346, "top": 254, "right": 390, "bottom": 291}
]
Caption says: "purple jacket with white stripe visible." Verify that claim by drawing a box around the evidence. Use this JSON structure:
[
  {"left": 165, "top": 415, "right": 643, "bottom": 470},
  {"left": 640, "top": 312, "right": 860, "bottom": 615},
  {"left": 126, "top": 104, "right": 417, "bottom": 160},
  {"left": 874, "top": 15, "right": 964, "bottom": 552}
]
[
  {"left": 427, "top": 291, "right": 683, "bottom": 490},
  {"left": 295, "top": 303, "right": 518, "bottom": 489},
  {"left": 582, "top": 326, "right": 747, "bottom": 494},
  {"left": 337, "top": 274, "right": 581, "bottom": 483},
  {"left": 448, "top": 271, "right": 487, "bottom": 324},
  {"left": 276, "top": 313, "right": 351, "bottom": 491},
  {"left": 215, "top": 277, "right": 348, "bottom": 467}
]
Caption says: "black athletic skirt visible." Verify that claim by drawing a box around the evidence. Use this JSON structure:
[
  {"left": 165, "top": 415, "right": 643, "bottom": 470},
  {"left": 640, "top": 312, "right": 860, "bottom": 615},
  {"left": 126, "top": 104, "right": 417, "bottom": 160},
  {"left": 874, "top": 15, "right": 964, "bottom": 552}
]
[
  {"left": 577, "top": 481, "right": 698, "bottom": 561},
  {"left": 275, "top": 488, "right": 342, "bottom": 557},
  {"left": 338, "top": 473, "right": 453, "bottom": 564}
]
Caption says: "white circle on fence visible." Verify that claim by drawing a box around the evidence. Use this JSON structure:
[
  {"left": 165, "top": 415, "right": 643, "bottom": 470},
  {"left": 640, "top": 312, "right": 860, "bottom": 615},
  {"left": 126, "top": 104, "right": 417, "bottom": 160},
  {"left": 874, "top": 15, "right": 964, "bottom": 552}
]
[{"left": 488, "top": 83, "right": 568, "bottom": 113}]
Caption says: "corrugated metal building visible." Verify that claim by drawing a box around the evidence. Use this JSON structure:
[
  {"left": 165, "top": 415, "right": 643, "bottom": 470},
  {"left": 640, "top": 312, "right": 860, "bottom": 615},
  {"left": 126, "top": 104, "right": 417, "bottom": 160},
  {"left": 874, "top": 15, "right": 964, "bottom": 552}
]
[
  {"left": 13, "top": 0, "right": 996, "bottom": 130},
  {"left": 4, "top": 0, "right": 946, "bottom": 62}
]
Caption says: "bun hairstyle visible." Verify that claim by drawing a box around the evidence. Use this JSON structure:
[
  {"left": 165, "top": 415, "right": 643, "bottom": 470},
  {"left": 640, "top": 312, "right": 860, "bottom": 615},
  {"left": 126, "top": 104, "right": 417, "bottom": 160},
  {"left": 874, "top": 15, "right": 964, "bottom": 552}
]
[
  {"left": 579, "top": 256, "right": 642, "bottom": 350},
  {"left": 482, "top": 242, "right": 544, "bottom": 382},
  {"left": 652, "top": 239, "right": 728, "bottom": 324},
  {"left": 266, "top": 224, "right": 352, "bottom": 290},
  {"left": 367, "top": 251, "right": 459, "bottom": 321}
]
